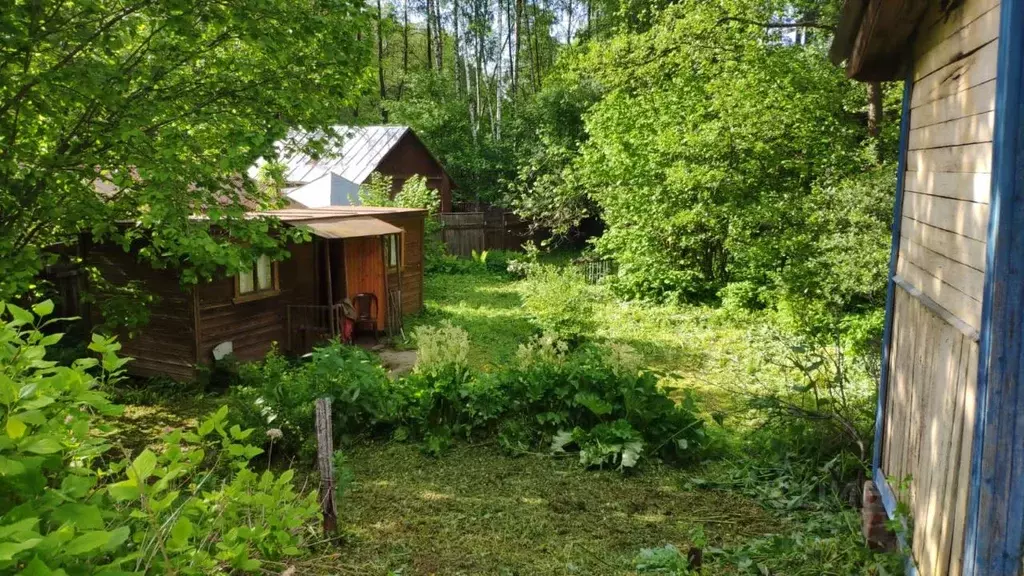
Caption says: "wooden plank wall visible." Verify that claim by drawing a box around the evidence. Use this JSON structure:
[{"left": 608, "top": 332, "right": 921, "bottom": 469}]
[
  {"left": 439, "top": 212, "right": 486, "bottom": 257},
  {"left": 195, "top": 240, "right": 318, "bottom": 366},
  {"left": 881, "top": 0, "right": 999, "bottom": 574},
  {"left": 87, "top": 245, "right": 197, "bottom": 380},
  {"left": 884, "top": 288, "right": 978, "bottom": 576},
  {"left": 899, "top": 0, "right": 999, "bottom": 331},
  {"left": 375, "top": 212, "right": 425, "bottom": 316}
]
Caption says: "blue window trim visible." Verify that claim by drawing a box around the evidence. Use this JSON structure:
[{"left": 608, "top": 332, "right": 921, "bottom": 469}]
[
  {"left": 873, "top": 73, "right": 915, "bottom": 474},
  {"left": 963, "top": 1, "right": 1024, "bottom": 574}
]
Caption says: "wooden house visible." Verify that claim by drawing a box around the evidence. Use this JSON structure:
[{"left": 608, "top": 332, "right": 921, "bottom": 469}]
[
  {"left": 272, "top": 126, "right": 455, "bottom": 213},
  {"left": 86, "top": 207, "right": 426, "bottom": 381},
  {"left": 832, "top": 0, "right": 1023, "bottom": 574}
]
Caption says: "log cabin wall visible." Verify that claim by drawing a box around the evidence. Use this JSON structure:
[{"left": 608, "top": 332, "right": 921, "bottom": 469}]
[
  {"left": 882, "top": 0, "right": 1000, "bottom": 574},
  {"left": 194, "top": 240, "right": 318, "bottom": 367},
  {"left": 86, "top": 243, "right": 197, "bottom": 381}
]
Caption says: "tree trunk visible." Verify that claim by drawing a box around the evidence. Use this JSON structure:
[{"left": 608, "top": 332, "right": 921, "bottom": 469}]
[
  {"left": 528, "top": 0, "right": 541, "bottom": 89},
  {"left": 377, "top": 0, "right": 387, "bottom": 120},
  {"left": 495, "top": 0, "right": 503, "bottom": 140},
  {"left": 403, "top": 0, "right": 409, "bottom": 75},
  {"left": 514, "top": 0, "right": 522, "bottom": 94},
  {"left": 867, "top": 81, "right": 882, "bottom": 137},
  {"left": 454, "top": 0, "right": 462, "bottom": 94},
  {"left": 433, "top": 0, "right": 444, "bottom": 71},
  {"left": 426, "top": 0, "right": 434, "bottom": 71},
  {"left": 565, "top": 0, "right": 573, "bottom": 44}
]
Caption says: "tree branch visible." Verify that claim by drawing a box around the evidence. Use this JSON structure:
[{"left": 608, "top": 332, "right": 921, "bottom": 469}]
[{"left": 717, "top": 16, "right": 835, "bottom": 32}]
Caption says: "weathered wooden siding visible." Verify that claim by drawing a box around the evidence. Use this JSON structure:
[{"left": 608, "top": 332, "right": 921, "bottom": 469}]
[
  {"left": 195, "top": 240, "right": 318, "bottom": 366},
  {"left": 881, "top": 1, "right": 999, "bottom": 574},
  {"left": 899, "top": 0, "right": 999, "bottom": 332},
  {"left": 375, "top": 212, "right": 425, "bottom": 315},
  {"left": 884, "top": 288, "right": 978, "bottom": 576},
  {"left": 87, "top": 244, "right": 197, "bottom": 381},
  {"left": 374, "top": 132, "right": 453, "bottom": 212}
]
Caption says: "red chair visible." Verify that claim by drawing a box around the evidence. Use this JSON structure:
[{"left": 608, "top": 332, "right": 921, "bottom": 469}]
[{"left": 352, "top": 292, "right": 379, "bottom": 343}]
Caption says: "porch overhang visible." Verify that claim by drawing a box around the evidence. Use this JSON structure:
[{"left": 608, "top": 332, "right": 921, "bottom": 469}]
[{"left": 298, "top": 216, "right": 402, "bottom": 239}]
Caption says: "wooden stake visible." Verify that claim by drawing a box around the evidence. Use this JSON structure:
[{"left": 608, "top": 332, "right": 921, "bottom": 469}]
[{"left": 315, "top": 397, "right": 338, "bottom": 535}]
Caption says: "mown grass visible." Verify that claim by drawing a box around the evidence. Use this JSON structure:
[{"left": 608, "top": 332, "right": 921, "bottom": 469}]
[
  {"left": 110, "top": 268, "right": 891, "bottom": 575},
  {"left": 338, "top": 442, "right": 781, "bottom": 575},
  {"left": 405, "top": 269, "right": 762, "bottom": 414}
]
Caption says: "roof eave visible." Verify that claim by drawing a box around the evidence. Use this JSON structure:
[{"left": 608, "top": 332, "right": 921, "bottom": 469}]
[{"left": 830, "top": 0, "right": 930, "bottom": 81}]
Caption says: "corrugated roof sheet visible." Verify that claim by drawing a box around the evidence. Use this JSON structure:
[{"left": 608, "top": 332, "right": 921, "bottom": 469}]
[
  {"left": 299, "top": 216, "right": 403, "bottom": 239},
  {"left": 279, "top": 125, "right": 409, "bottom": 186},
  {"left": 259, "top": 206, "right": 426, "bottom": 223}
]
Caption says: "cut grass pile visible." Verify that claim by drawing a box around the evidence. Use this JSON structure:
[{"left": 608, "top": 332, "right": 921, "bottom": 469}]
[{"left": 338, "top": 442, "right": 780, "bottom": 575}]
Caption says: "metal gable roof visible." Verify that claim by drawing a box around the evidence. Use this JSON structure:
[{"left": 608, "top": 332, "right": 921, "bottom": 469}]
[{"left": 279, "top": 125, "right": 409, "bottom": 186}]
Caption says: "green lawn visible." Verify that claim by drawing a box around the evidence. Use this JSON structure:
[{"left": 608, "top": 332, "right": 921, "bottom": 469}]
[
  {"left": 405, "top": 270, "right": 760, "bottom": 412},
  {"left": 110, "top": 269, "right": 885, "bottom": 576},
  {"left": 337, "top": 443, "right": 781, "bottom": 575}
]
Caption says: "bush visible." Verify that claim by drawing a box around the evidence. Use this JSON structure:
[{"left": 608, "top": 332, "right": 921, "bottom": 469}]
[
  {"left": 413, "top": 321, "right": 470, "bottom": 375},
  {"left": 521, "top": 265, "right": 597, "bottom": 343},
  {"left": 230, "top": 342, "right": 401, "bottom": 458},
  {"left": 0, "top": 301, "right": 322, "bottom": 574},
  {"left": 500, "top": 337, "right": 706, "bottom": 468},
  {"left": 231, "top": 329, "right": 705, "bottom": 470}
]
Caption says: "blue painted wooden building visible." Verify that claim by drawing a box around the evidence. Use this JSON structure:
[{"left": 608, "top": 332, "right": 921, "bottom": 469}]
[{"left": 832, "top": 0, "right": 1023, "bottom": 574}]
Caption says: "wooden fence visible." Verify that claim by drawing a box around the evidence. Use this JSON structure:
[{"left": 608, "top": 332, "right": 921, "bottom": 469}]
[
  {"left": 438, "top": 209, "right": 534, "bottom": 257},
  {"left": 576, "top": 259, "right": 616, "bottom": 284}
]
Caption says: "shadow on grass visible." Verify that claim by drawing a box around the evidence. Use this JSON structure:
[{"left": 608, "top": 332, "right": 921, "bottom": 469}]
[{"left": 110, "top": 386, "right": 225, "bottom": 454}]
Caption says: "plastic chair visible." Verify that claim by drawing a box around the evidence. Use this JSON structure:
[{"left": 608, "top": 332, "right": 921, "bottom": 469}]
[{"left": 352, "top": 292, "right": 379, "bottom": 342}]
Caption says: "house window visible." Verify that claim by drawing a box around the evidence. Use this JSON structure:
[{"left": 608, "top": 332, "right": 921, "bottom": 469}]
[
  {"left": 235, "top": 254, "right": 278, "bottom": 301},
  {"left": 385, "top": 233, "right": 404, "bottom": 271}
]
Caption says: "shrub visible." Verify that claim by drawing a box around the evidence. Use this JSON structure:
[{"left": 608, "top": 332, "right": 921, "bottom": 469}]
[
  {"left": 413, "top": 321, "right": 470, "bottom": 375},
  {"left": 0, "top": 301, "right": 322, "bottom": 574},
  {"left": 521, "top": 265, "right": 596, "bottom": 342},
  {"left": 230, "top": 342, "right": 401, "bottom": 458},
  {"left": 230, "top": 330, "right": 705, "bottom": 470},
  {"left": 500, "top": 340, "right": 706, "bottom": 468}
]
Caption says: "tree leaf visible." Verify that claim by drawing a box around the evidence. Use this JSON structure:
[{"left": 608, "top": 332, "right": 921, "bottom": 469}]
[
  {"left": 21, "top": 437, "right": 61, "bottom": 454},
  {"left": 65, "top": 530, "right": 111, "bottom": 555},
  {"left": 128, "top": 449, "right": 157, "bottom": 482},
  {"left": 31, "top": 301, "right": 54, "bottom": 317},
  {"left": 6, "top": 416, "right": 27, "bottom": 439},
  {"left": 170, "top": 517, "right": 193, "bottom": 544}
]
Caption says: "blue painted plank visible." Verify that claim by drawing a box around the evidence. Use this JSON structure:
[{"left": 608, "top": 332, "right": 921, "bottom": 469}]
[
  {"left": 872, "top": 74, "right": 915, "bottom": 473},
  {"left": 873, "top": 467, "right": 919, "bottom": 573},
  {"left": 963, "top": 2, "right": 1024, "bottom": 575}
]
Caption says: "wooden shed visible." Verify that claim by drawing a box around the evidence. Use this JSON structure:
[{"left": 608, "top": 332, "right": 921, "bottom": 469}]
[
  {"left": 832, "top": 0, "right": 1023, "bottom": 574},
  {"left": 86, "top": 206, "right": 426, "bottom": 381},
  {"left": 274, "top": 126, "right": 455, "bottom": 213}
]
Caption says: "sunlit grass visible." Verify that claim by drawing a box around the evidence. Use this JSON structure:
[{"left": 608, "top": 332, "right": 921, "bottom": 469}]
[{"left": 338, "top": 442, "right": 780, "bottom": 575}]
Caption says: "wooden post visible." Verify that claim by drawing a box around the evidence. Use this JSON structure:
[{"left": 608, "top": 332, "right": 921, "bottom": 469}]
[
  {"left": 315, "top": 398, "right": 338, "bottom": 535},
  {"left": 323, "top": 239, "right": 335, "bottom": 336}
]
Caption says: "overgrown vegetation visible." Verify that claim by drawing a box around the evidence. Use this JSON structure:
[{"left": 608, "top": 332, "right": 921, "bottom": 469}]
[
  {"left": 229, "top": 323, "right": 707, "bottom": 469},
  {"left": 0, "top": 303, "right": 324, "bottom": 574}
]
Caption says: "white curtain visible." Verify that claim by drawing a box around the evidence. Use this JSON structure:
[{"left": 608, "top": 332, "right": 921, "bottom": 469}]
[{"left": 256, "top": 254, "right": 272, "bottom": 290}]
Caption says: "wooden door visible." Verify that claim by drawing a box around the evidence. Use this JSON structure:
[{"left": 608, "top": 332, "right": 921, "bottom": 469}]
[{"left": 343, "top": 237, "right": 387, "bottom": 331}]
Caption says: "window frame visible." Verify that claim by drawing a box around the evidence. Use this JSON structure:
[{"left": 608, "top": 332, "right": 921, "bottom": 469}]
[
  {"left": 385, "top": 232, "right": 405, "bottom": 272},
  {"left": 233, "top": 254, "right": 280, "bottom": 303}
]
